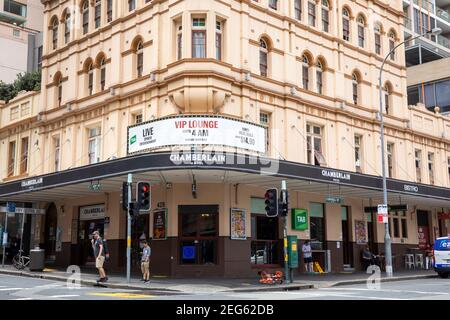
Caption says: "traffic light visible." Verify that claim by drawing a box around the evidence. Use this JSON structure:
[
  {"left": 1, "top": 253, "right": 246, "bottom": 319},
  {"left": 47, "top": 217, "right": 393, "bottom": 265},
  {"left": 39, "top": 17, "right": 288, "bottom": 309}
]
[
  {"left": 264, "top": 188, "right": 278, "bottom": 217},
  {"left": 136, "top": 182, "right": 151, "bottom": 211},
  {"left": 280, "top": 190, "right": 289, "bottom": 217},
  {"left": 121, "top": 182, "right": 129, "bottom": 210}
]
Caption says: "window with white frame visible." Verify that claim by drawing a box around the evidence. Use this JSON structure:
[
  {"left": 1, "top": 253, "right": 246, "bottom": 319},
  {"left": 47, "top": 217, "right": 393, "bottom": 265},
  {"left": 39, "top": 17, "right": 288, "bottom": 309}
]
[
  {"left": 387, "top": 142, "right": 394, "bottom": 178},
  {"left": 216, "top": 20, "right": 223, "bottom": 61},
  {"left": 415, "top": 149, "right": 422, "bottom": 183},
  {"left": 295, "top": 0, "right": 302, "bottom": 20},
  {"left": 357, "top": 15, "right": 365, "bottom": 48},
  {"left": 316, "top": 60, "right": 323, "bottom": 94},
  {"left": 269, "top": 0, "right": 278, "bottom": 10},
  {"left": 308, "top": 1, "right": 316, "bottom": 27},
  {"left": 52, "top": 18, "right": 58, "bottom": 50},
  {"left": 192, "top": 18, "right": 206, "bottom": 58},
  {"left": 176, "top": 24, "right": 183, "bottom": 60},
  {"left": 321, "top": 0, "right": 329, "bottom": 32},
  {"left": 389, "top": 31, "right": 396, "bottom": 61},
  {"left": 306, "top": 124, "right": 326, "bottom": 166},
  {"left": 354, "top": 135, "right": 362, "bottom": 173},
  {"left": 88, "top": 63, "right": 94, "bottom": 95},
  {"left": 107, "top": 0, "right": 113, "bottom": 22},
  {"left": 428, "top": 152, "right": 435, "bottom": 184},
  {"left": 302, "top": 55, "right": 310, "bottom": 90},
  {"left": 95, "top": 0, "right": 101, "bottom": 29},
  {"left": 128, "top": 0, "right": 136, "bottom": 12},
  {"left": 342, "top": 8, "right": 350, "bottom": 41},
  {"left": 260, "top": 39, "right": 269, "bottom": 77},
  {"left": 260, "top": 112, "right": 270, "bottom": 152},
  {"left": 64, "top": 12, "right": 71, "bottom": 44},
  {"left": 389, "top": 211, "right": 408, "bottom": 239},
  {"left": 54, "top": 136, "right": 61, "bottom": 172},
  {"left": 134, "top": 113, "right": 143, "bottom": 124},
  {"left": 10, "top": 106, "right": 19, "bottom": 121},
  {"left": 82, "top": 1, "right": 89, "bottom": 35},
  {"left": 100, "top": 58, "right": 106, "bottom": 91},
  {"left": 374, "top": 23, "right": 382, "bottom": 55},
  {"left": 88, "top": 127, "right": 101, "bottom": 164}
]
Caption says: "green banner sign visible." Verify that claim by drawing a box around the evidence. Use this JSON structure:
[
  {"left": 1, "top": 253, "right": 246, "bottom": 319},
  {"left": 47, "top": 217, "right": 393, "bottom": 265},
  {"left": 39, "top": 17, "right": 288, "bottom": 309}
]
[{"left": 291, "top": 208, "right": 308, "bottom": 231}]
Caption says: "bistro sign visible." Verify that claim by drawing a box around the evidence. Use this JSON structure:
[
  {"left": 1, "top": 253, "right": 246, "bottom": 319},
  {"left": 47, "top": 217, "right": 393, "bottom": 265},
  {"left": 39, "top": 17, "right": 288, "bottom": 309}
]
[{"left": 127, "top": 115, "right": 267, "bottom": 154}]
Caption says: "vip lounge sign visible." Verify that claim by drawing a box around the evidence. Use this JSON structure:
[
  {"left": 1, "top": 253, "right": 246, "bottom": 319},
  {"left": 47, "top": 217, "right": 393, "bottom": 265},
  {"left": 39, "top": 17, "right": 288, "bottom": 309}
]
[{"left": 127, "top": 115, "right": 267, "bottom": 154}]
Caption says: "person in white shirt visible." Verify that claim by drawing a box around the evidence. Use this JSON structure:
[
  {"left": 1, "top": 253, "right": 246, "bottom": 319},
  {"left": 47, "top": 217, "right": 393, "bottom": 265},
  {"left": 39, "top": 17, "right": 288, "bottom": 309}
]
[{"left": 302, "top": 240, "right": 313, "bottom": 273}]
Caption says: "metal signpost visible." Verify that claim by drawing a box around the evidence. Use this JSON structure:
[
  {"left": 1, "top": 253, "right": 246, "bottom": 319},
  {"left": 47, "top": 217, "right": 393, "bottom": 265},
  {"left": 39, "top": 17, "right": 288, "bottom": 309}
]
[
  {"left": 126, "top": 174, "right": 132, "bottom": 284},
  {"left": 281, "top": 181, "right": 289, "bottom": 283}
]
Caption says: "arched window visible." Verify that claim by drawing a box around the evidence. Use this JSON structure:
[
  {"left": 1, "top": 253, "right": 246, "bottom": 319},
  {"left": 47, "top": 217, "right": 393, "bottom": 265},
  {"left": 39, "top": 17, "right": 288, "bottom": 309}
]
[
  {"left": 259, "top": 38, "right": 269, "bottom": 77},
  {"left": 342, "top": 8, "right": 350, "bottom": 41},
  {"left": 321, "top": 0, "right": 329, "bottom": 33},
  {"left": 88, "top": 63, "right": 94, "bottom": 95},
  {"left": 357, "top": 15, "right": 365, "bottom": 48},
  {"left": 389, "top": 31, "right": 396, "bottom": 61},
  {"left": 100, "top": 58, "right": 106, "bottom": 91},
  {"left": 352, "top": 73, "right": 359, "bottom": 105},
  {"left": 95, "top": 0, "right": 101, "bottom": 29},
  {"left": 58, "top": 78, "right": 63, "bottom": 105},
  {"left": 374, "top": 23, "right": 382, "bottom": 55},
  {"left": 52, "top": 18, "right": 59, "bottom": 50},
  {"left": 136, "top": 41, "right": 144, "bottom": 77},
  {"left": 316, "top": 60, "right": 324, "bottom": 94},
  {"left": 64, "top": 11, "right": 71, "bottom": 44},
  {"left": 82, "top": 1, "right": 89, "bottom": 35},
  {"left": 302, "top": 55, "right": 310, "bottom": 90}
]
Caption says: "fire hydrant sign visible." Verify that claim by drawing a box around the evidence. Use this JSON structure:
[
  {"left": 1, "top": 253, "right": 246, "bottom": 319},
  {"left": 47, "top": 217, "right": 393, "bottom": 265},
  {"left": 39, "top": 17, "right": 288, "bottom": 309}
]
[
  {"left": 377, "top": 204, "right": 388, "bottom": 224},
  {"left": 127, "top": 115, "right": 267, "bottom": 154}
]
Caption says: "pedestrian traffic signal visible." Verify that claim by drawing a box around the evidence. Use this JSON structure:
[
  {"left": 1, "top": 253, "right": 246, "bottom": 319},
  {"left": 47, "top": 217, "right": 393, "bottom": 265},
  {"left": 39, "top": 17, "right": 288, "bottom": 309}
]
[
  {"left": 136, "top": 182, "right": 151, "bottom": 211},
  {"left": 121, "top": 182, "right": 129, "bottom": 211},
  {"left": 265, "top": 188, "right": 278, "bottom": 217}
]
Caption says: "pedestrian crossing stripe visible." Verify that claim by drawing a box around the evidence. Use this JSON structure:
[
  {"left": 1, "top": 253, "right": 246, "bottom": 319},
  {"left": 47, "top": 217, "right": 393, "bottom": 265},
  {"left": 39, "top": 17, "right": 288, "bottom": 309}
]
[{"left": 87, "top": 292, "right": 156, "bottom": 299}]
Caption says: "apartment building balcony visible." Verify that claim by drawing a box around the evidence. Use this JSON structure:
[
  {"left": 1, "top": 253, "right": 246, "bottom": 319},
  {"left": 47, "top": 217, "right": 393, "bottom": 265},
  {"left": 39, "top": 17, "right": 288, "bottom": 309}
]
[{"left": 0, "top": 0, "right": 27, "bottom": 26}]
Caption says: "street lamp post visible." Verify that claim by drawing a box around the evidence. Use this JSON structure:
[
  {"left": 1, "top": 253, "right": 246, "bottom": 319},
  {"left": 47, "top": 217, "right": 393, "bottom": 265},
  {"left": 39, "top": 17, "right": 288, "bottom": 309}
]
[{"left": 378, "top": 27, "right": 441, "bottom": 277}]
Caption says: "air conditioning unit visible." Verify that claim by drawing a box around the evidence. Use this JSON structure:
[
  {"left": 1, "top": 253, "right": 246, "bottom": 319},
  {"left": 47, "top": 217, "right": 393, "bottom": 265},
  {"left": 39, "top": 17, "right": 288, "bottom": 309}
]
[
  {"left": 150, "top": 73, "right": 156, "bottom": 82},
  {"left": 66, "top": 103, "right": 72, "bottom": 111},
  {"left": 37, "top": 114, "right": 43, "bottom": 121},
  {"left": 245, "top": 72, "right": 251, "bottom": 81},
  {"left": 110, "top": 87, "right": 116, "bottom": 96}
]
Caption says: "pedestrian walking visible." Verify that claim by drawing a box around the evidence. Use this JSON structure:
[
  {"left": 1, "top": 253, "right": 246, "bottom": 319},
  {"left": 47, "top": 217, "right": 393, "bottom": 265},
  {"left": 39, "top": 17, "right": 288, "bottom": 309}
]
[
  {"left": 141, "top": 240, "right": 151, "bottom": 283},
  {"left": 425, "top": 244, "right": 434, "bottom": 270},
  {"left": 91, "top": 231, "right": 107, "bottom": 282},
  {"left": 302, "top": 240, "right": 314, "bottom": 273}
]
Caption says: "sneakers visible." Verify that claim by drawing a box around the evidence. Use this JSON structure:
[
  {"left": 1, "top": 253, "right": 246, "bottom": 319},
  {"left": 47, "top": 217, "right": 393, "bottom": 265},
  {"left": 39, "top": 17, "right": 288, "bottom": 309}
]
[{"left": 98, "top": 277, "right": 108, "bottom": 283}]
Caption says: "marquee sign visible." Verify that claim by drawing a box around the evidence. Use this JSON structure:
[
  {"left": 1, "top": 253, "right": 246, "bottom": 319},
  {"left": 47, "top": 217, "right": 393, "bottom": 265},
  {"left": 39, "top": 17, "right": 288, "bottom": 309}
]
[{"left": 127, "top": 115, "right": 267, "bottom": 154}]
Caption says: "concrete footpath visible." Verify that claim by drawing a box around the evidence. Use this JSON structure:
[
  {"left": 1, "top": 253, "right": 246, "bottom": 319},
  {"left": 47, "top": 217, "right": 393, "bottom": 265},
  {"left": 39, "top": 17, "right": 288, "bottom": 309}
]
[{"left": 0, "top": 265, "right": 437, "bottom": 294}]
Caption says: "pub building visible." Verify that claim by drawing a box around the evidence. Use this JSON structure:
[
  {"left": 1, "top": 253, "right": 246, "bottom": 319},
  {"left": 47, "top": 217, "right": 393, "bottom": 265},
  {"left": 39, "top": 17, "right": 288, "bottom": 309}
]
[{"left": 0, "top": 0, "right": 450, "bottom": 277}]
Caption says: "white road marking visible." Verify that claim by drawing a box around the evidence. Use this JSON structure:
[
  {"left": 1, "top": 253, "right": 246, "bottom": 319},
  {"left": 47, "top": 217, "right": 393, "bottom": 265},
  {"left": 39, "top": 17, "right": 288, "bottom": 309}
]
[
  {"left": 324, "top": 287, "right": 450, "bottom": 295},
  {"left": 0, "top": 288, "right": 24, "bottom": 291},
  {"left": 13, "top": 298, "right": 33, "bottom": 300},
  {"left": 48, "top": 295, "right": 80, "bottom": 299}
]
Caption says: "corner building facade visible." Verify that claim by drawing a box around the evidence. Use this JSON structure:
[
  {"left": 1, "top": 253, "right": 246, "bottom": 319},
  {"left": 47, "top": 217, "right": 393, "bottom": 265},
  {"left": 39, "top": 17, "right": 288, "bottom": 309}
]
[{"left": 1, "top": 0, "right": 450, "bottom": 277}]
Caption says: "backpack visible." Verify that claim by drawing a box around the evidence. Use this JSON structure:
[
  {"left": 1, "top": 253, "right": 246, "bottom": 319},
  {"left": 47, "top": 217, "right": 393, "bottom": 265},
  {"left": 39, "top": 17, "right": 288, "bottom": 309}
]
[{"left": 103, "top": 239, "right": 110, "bottom": 261}]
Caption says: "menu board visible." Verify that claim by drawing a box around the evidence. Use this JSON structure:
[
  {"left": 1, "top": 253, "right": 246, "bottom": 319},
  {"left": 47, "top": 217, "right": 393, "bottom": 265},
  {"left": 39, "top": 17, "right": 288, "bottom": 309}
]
[
  {"left": 230, "top": 209, "right": 246, "bottom": 240},
  {"left": 153, "top": 209, "right": 167, "bottom": 240}
]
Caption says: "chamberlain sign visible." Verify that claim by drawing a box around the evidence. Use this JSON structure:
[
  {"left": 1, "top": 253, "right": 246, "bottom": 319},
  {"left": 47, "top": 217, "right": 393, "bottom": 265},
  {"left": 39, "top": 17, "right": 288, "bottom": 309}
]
[{"left": 127, "top": 116, "right": 267, "bottom": 154}]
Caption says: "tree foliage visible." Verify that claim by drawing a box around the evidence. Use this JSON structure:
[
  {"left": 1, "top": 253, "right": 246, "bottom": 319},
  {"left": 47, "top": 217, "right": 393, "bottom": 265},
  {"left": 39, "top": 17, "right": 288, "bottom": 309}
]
[{"left": 0, "top": 69, "right": 42, "bottom": 103}]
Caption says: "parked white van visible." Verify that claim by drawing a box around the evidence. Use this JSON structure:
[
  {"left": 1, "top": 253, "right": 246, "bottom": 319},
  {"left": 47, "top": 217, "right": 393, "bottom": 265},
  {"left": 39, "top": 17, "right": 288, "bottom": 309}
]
[{"left": 434, "top": 237, "right": 450, "bottom": 278}]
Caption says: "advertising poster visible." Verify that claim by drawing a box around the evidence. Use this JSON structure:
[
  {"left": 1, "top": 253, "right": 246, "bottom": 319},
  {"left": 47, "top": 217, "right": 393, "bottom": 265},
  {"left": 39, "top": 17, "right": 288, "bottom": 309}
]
[
  {"left": 418, "top": 226, "right": 430, "bottom": 249},
  {"left": 127, "top": 115, "right": 267, "bottom": 154},
  {"left": 153, "top": 209, "right": 167, "bottom": 240},
  {"left": 355, "top": 220, "right": 367, "bottom": 244},
  {"left": 230, "top": 209, "right": 246, "bottom": 240}
]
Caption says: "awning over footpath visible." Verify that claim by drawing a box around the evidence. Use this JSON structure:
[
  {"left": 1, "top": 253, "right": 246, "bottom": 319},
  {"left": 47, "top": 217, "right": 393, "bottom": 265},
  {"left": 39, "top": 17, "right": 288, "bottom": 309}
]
[{"left": 0, "top": 152, "right": 448, "bottom": 208}]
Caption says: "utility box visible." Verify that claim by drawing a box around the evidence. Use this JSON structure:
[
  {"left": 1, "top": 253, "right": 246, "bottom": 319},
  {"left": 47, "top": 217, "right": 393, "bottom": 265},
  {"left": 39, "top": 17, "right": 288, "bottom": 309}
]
[{"left": 287, "top": 235, "right": 299, "bottom": 268}]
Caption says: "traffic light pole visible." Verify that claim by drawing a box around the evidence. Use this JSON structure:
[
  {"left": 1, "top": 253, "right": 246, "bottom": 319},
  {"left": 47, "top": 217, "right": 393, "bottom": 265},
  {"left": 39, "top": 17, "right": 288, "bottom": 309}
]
[
  {"left": 126, "top": 174, "right": 132, "bottom": 284},
  {"left": 281, "top": 180, "right": 289, "bottom": 283}
]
